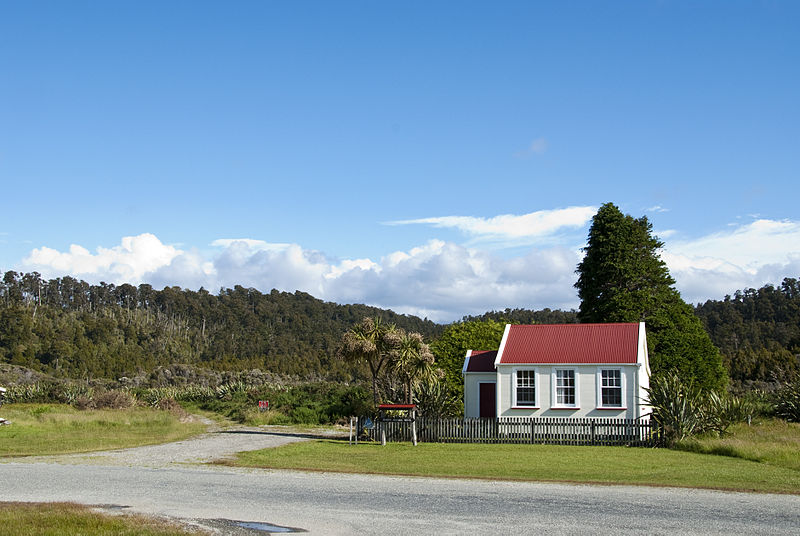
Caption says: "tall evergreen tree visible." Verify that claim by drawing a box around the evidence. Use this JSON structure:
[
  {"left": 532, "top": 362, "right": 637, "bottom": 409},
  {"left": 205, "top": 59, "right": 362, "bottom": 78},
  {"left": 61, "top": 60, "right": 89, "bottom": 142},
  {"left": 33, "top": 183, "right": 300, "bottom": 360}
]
[{"left": 575, "top": 203, "right": 726, "bottom": 391}]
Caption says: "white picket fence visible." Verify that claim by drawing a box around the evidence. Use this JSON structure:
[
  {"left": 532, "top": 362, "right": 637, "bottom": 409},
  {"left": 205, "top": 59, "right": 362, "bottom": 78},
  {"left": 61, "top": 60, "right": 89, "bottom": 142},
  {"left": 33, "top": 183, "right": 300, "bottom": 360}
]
[{"left": 362, "top": 416, "right": 661, "bottom": 447}]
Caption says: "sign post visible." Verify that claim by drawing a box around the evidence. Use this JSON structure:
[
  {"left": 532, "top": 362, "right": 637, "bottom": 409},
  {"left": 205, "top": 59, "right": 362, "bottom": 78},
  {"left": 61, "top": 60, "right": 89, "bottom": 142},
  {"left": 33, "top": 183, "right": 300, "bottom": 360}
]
[
  {"left": 377, "top": 404, "right": 417, "bottom": 446},
  {"left": 0, "top": 386, "right": 8, "bottom": 425}
]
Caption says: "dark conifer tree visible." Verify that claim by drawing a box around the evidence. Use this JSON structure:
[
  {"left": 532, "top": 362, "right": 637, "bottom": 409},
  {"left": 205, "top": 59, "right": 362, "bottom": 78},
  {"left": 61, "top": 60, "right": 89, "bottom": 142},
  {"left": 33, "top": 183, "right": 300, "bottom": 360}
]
[{"left": 575, "top": 203, "right": 726, "bottom": 391}]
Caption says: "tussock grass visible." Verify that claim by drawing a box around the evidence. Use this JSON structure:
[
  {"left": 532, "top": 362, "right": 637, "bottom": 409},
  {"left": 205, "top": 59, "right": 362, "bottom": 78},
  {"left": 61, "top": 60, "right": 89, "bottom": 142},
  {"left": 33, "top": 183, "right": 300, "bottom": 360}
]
[
  {"left": 0, "top": 404, "right": 207, "bottom": 457},
  {"left": 677, "top": 418, "right": 800, "bottom": 471},
  {"left": 0, "top": 502, "right": 204, "bottom": 536},
  {"left": 233, "top": 437, "right": 800, "bottom": 494}
]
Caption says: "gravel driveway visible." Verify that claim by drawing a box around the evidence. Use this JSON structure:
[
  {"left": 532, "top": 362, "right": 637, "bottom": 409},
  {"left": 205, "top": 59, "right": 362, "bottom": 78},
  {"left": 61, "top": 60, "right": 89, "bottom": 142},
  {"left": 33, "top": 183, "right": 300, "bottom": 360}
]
[
  {"left": 22, "top": 426, "right": 315, "bottom": 468},
  {"left": 3, "top": 424, "right": 799, "bottom": 535}
]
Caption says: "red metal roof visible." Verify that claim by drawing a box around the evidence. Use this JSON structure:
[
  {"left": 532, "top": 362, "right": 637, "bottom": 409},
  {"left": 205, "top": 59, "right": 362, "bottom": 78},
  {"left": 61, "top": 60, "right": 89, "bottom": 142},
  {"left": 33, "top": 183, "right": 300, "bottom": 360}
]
[
  {"left": 465, "top": 350, "right": 497, "bottom": 372},
  {"left": 498, "top": 323, "right": 639, "bottom": 364}
]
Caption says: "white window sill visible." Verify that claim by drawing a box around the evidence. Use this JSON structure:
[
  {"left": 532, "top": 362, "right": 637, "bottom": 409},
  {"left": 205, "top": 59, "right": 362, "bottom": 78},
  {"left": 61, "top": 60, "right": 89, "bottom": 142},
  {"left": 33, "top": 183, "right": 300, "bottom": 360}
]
[
  {"left": 511, "top": 406, "right": 539, "bottom": 410},
  {"left": 550, "top": 406, "right": 580, "bottom": 410},
  {"left": 597, "top": 406, "right": 627, "bottom": 410}
]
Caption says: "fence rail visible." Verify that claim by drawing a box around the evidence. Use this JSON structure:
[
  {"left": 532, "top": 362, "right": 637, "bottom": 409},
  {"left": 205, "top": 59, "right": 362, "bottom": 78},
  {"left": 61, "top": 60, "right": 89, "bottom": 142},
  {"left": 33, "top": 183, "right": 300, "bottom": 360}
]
[{"left": 362, "top": 417, "right": 661, "bottom": 447}]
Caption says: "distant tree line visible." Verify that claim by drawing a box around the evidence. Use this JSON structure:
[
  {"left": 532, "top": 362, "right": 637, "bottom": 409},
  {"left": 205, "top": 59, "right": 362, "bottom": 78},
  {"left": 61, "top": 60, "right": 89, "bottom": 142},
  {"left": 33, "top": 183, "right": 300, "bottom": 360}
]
[
  {"left": 0, "top": 271, "right": 441, "bottom": 381},
  {"left": 461, "top": 307, "right": 578, "bottom": 325},
  {"left": 695, "top": 278, "right": 800, "bottom": 389}
]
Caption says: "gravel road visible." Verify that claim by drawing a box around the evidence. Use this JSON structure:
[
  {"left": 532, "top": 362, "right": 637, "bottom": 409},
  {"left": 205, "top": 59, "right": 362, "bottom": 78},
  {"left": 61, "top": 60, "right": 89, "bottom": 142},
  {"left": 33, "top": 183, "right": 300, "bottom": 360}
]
[{"left": 2, "top": 427, "right": 799, "bottom": 535}]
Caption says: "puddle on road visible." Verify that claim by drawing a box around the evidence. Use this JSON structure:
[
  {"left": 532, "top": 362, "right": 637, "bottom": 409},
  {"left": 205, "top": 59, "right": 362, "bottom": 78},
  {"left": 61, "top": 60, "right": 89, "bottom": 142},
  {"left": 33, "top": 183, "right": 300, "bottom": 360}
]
[
  {"left": 96, "top": 504, "right": 131, "bottom": 510},
  {"left": 235, "top": 520, "right": 304, "bottom": 533},
  {"left": 204, "top": 518, "right": 307, "bottom": 534}
]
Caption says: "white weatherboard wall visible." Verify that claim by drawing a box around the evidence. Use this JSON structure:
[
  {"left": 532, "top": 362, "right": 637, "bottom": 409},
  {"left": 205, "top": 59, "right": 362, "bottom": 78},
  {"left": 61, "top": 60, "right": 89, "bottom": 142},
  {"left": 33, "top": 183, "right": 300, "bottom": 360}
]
[
  {"left": 496, "top": 365, "right": 642, "bottom": 419},
  {"left": 463, "top": 372, "right": 496, "bottom": 418},
  {"left": 637, "top": 321, "right": 651, "bottom": 415}
]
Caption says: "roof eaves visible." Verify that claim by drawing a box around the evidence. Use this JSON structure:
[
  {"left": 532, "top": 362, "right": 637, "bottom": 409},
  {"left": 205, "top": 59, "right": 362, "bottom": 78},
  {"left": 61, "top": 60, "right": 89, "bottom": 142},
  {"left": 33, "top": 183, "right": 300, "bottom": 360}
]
[{"left": 493, "top": 324, "right": 511, "bottom": 368}]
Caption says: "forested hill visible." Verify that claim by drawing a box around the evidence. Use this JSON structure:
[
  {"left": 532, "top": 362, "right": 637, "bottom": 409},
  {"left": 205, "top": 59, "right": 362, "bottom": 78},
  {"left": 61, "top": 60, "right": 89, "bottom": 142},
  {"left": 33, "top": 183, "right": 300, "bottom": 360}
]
[
  {"left": 695, "top": 277, "right": 800, "bottom": 387},
  {"left": 0, "top": 271, "right": 441, "bottom": 380},
  {"left": 4, "top": 269, "right": 798, "bottom": 388}
]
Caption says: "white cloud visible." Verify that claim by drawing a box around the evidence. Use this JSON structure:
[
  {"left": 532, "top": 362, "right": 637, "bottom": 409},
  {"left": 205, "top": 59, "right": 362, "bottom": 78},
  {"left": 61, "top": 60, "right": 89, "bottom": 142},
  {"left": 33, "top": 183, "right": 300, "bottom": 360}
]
[
  {"left": 23, "top": 233, "right": 182, "bottom": 283},
  {"left": 16, "top": 216, "right": 800, "bottom": 322},
  {"left": 646, "top": 205, "right": 669, "bottom": 213},
  {"left": 210, "top": 238, "right": 291, "bottom": 251},
  {"left": 386, "top": 206, "right": 597, "bottom": 247},
  {"left": 655, "top": 229, "right": 677, "bottom": 239},
  {"left": 663, "top": 219, "right": 800, "bottom": 303}
]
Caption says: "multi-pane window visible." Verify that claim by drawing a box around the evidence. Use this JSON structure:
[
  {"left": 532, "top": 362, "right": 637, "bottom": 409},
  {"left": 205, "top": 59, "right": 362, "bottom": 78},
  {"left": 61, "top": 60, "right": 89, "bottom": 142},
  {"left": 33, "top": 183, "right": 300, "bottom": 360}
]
[
  {"left": 515, "top": 370, "right": 536, "bottom": 406},
  {"left": 601, "top": 369, "right": 623, "bottom": 407},
  {"left": 555, "top": 369, "right": 576, "bottom": 406}
]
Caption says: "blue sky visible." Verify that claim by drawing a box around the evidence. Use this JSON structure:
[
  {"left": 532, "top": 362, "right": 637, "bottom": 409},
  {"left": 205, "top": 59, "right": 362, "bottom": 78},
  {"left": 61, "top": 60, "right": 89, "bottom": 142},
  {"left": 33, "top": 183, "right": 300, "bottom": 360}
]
[{"left": 1, "top": 1, "right": 799, "bottom": 322}]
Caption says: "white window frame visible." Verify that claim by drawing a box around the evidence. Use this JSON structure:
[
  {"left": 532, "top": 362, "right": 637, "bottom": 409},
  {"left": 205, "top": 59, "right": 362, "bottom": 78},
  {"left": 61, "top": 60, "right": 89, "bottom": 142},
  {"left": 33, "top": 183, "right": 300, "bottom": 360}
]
[
  {"left": 551, "top": 368, "right": 579, "bottom": 409},
  {"left": 596, "top": 367, "right": 627, "bottom": 409},
  {"left": 512, "top": 367, "right": 539, "bottom": 409}
]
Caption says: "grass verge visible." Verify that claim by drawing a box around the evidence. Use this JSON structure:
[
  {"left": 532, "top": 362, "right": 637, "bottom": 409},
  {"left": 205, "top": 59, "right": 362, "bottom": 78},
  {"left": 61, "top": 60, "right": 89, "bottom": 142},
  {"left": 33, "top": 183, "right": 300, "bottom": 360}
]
[
  {"left": 232, "top": 438, "right": 800, "bottom": 494},
  {"left": 676, "top": 418, "right": 800, "bottom": 471},
  {"left": 0, "top": 404, "right": 208, "bottom": 457},
  {"left": 0, "top": 502, "right": 203, "bottom": 536}
]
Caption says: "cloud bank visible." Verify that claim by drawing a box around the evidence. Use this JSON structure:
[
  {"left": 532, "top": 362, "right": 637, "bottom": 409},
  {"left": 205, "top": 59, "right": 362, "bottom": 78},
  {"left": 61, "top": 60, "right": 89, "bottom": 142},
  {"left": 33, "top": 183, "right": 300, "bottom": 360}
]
[
  {"left": 386, "top": 206, "right": 597, "bottom": 247},
  {"left": 18, "top": 217, "right": 800, "bottom": 323}
]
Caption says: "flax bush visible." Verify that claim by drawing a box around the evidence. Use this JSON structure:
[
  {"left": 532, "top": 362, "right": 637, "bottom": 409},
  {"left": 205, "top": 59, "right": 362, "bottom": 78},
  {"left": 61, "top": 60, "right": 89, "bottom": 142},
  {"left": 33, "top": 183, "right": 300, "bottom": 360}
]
[
  {"left": 4, "top": 383, "right": 51, "bottom": 403},
  {"left": 58, "top": 384, "right": 94, "bottom": 405},
  {"left": 646, "top": 372, "right": 759, "bottom": 445},
  {"left": 774, "top": 377, "right": 800, "bottom": 422},
  {"left": 645, "top": 372, "right": 705, "bottom": 445}
]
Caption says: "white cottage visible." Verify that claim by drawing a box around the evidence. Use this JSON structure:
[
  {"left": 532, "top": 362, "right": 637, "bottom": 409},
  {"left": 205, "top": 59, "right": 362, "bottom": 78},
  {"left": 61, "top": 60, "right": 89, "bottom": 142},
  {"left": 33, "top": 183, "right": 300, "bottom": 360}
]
[{"left": 463, "top": 322, "right": 650, "bottom": 419}]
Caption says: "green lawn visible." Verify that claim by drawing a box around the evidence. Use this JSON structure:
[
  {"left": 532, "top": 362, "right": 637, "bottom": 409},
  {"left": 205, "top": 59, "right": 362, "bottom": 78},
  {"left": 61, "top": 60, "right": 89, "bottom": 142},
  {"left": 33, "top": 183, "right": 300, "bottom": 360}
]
[
  {"left": 0, "top": 404, "right": 208, "bottom": 457},
  {"left": 677, "top": 418, "right": 800, "bottom": 471},
  {"left": 233, "top": 435, "right": 800, "bottom": 494},
  {"left": 0, "top": 502, "right": 203, "bottom": 536}
]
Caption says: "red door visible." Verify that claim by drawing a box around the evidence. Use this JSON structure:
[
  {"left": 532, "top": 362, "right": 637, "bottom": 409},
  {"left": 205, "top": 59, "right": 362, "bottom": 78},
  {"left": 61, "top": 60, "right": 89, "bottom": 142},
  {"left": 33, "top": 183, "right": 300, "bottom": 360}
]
[{"left": 479, "top": 382, "right": 496, "bottom": 418}]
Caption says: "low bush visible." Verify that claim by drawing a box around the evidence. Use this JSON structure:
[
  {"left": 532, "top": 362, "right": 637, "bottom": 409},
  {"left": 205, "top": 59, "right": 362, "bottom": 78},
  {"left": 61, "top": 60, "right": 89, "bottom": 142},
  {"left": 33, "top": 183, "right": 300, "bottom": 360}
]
[
  {"left": 2, "top": 374, "right": 374, "bottom": 426},
  {"left": 92, "top": 390, "right": 137, "bottom": 409},
  {"left": 774, "top": 377, "right": 800, "bottom": 422},
  {"left": 154, "top": 397, "right": 190, "bottom": 419},
  {"left": 291, "top": 406, "right": 320, "bottom": 425}
]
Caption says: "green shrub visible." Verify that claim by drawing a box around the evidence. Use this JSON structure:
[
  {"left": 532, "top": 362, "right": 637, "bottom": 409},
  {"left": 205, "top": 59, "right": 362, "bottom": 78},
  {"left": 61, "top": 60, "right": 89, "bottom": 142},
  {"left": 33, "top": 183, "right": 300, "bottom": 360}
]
[
  {"left": 774, "top": 378, "right": 800, "bottom": 422},
  {"left": 291, "top": 406, "right": 320, "bottom": 425}
]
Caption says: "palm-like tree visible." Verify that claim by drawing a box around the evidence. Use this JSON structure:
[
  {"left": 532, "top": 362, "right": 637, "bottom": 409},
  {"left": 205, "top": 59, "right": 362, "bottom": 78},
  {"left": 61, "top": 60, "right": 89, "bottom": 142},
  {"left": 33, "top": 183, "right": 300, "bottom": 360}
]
[
  {"left": 391, "top": 330, "right": 436, "bottom": 404},
  {"left": 338, "top": 316, "right": 398, "bottom": 406}
]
